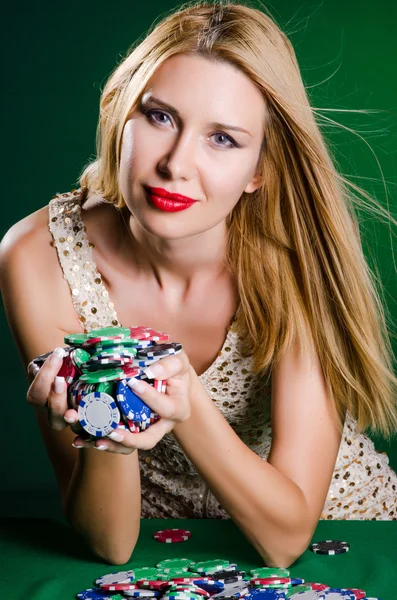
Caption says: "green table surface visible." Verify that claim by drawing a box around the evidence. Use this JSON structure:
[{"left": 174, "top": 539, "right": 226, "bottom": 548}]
[{"left": 1, "top": 518, "right": 396, "bottom": 600}]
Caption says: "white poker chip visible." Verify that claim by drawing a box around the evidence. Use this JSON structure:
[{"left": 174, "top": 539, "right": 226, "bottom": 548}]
[
  {"left": 78, "top": 391, "right": 120, "bottom": 437},
  {"left": 96, "top": 570, "right": 135, "bottom": 585},
  {"left": 289, "top": 592, "right": 325, "bottom": 600},
  {"left": 123, "top": 591, "right": 160, "bottom": 597}
]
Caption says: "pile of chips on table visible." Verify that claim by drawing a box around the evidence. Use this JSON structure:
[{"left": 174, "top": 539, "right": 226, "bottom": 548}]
[
  {"left": 76, "top": 555, "right": 379, "bottom": 600},
  {"left": 30, "top": 326, "right": 182, "bottom": 440}
]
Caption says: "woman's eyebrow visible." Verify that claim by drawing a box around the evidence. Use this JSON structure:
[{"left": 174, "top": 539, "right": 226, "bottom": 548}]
[{"left": 141, "top": 94, "right": 252, "bottom": 136}]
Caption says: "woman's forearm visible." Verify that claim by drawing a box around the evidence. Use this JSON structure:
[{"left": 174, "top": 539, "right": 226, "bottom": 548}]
[
  {"left": 65, "top": 449, "right": 141, "bottom": 564},
  {"left": 172, "top": 378, "right": 313, "bottom": 567}
]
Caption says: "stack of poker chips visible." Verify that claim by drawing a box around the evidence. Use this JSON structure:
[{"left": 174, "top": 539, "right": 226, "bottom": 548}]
[
  {"left": 31, "top": 326, "right": 182, "bottom": 440},
  {"left": 76, "top": 549, "right": 372, "bottom": 600}
]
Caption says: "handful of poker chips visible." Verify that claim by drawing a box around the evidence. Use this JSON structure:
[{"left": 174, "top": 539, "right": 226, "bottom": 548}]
[{"left": 29, "top": 326, "right": 182, "bottom": 440}]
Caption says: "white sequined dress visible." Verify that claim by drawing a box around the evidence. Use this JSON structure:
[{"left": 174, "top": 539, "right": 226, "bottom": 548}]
[{"left": 48, "top": 189, "right": 397, "bottom": 520}]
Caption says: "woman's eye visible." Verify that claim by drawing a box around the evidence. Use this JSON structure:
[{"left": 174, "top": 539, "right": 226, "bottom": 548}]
[{"left": 144, "top": 109, "right": 239, "bottom": 148}]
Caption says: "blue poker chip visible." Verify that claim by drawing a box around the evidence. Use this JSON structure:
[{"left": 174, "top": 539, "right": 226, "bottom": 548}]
[
  {"left": 116, "top": 380, "right": 152, "bottom": 422},
  {"left": 76, "top": 588, "right": 118, "bottom": 599},
  {"left": 192, "top": 581, "right": 225, "bottom": 593},
  {"left": 290, "top": 579, "right": 305, "bottom": 585},
  {"left": 244, "top": 591, "right": 286, "bottom": 600}
]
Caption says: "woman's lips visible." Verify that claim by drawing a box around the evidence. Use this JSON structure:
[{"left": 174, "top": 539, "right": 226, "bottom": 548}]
[{"left": 144, "top": 188, "right": 197, "bottom": 212}]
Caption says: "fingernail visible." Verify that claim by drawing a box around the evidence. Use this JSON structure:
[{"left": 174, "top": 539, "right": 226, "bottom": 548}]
[
  {"left": 108, "top": 431, "right": 124, "bottom": 442},
  {"left": 127, "top": 378, "right": 146, "bottom": 393},
  {"left": 52, "top": 347, "right": 65, "bottom": 360},
  {"left": 72, "top": 443, "right": 83, "bottom": 448},
  {"left": 64, "top": 415, "right": 76, "bottom": 423},
  {"left": 143, "top": 363, "right": 164, "bottom": 379},
  {"left": 33, "top": 364, "right": 40, "bottom": 374},
  {"left": 54, "top": 376, "right": 66, "bottom": 394},
  {"left": 95, "top": 445, "right": 107, "bottom": 450}
]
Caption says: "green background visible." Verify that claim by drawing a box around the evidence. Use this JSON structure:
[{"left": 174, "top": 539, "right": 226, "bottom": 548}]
[{"left": 1, "top": 0, "right": 396, "bottom": 518}]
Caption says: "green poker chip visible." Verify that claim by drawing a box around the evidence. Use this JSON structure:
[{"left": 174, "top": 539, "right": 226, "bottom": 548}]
[
  {"left": 64, "top": 332, "right": 89, "bottom": 346},
  {"left": 163, "top": 570, "right": 200, "bottom": 580},
  {"left": 157, "top": 559, "right": 196, "bottom": 571},
  {"left": 79, "top": 368, "right": 125, "bottom": 383},
  {"left": 94, "top": 338, "right": 141, "bottom": 349},
  {"left": 96, "top": 381, "right": 115, "bottom": 394},
  {"left": 286, "top": 585, "right": 313, "bottom": 597},
  {"left": 131, "top": 568, "right": 164, "bottom": 580},
  {"left": 194, "top": 560, "right": 230, "bottom": 573},
  {"left": 92, "top": 346, "right": 137, "bottom": 357},
  {"left": 250, "top": 568, "right": 290, "bottom": 578},
  {"left": 87, "top": 326, "right": 131, "bottom": 339},
  {"left": 71, "top": 348, "right": 91, "bottom": 368}
]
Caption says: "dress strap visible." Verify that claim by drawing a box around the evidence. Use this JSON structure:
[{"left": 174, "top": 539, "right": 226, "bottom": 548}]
[{"left": 48, "top": 188, "right": 120, "bottom": 333}]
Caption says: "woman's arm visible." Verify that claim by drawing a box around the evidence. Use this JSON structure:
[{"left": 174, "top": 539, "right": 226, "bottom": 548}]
[
  {"left": 172, "top": 340, "right": 342, "bottom": 567},
  {"left": 0, "top": 214, "right": 141, "bottom": 564}
]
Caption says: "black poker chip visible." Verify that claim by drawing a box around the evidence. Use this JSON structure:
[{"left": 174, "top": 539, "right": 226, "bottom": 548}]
[
  {"left": 211, "top": 571, "right": 245, "bottom": 583},
  {"left": 310, "top": 540, "right": 350, "bottom": 555},
  {"left": 137, "top": 342, "right": 182, "bottom": 359},
  {"left": 82, "top": 360, "right": 126, "bottom": 372}
]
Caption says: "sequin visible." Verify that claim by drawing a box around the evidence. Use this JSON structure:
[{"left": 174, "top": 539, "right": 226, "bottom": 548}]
[{"left": 48, "top": 188, "right": 397, "bottom": 521}]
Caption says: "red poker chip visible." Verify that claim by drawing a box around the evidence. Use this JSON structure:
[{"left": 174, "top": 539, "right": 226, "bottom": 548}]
[
  {"left": 153, "top": 528, "right": 191, "bottom": 543},
  {"left": 168, "top": 578, "right": 211, "bottom": 584},
  {"left": 130, "top": 327, "right": 169, "bottom": 341},
  {"left": 169, "top": 587, "right": 210, "bottom": 598},
  {"left": 136, "top": 580, "right": 169, "bottom": 590},
  {"left": 100, "top": 583, "right": 140, "bottom": 591},
  {"left": 123, "top": 367, "right": 142, "bottom": 378},
  {"left": 305, "top": 583, "right": 330, "bottom": 591},
  {"left": 347, "top": 590, "right": 366, "bottom": 600},
  {"left": 251, "top": 578, "right": 291, "bottom": 585},
  {"left": 57, "top": 356, "right": 77, "bottom": 385},
  {"left": 100, "top": 582, "right": 139, "bottom": 591}
]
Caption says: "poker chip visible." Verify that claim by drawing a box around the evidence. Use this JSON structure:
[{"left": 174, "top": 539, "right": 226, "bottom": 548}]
[
  {"left": 250, "top": 570, "right": 290, "bottom": 578},
  {"left": 77, "top": 588, "right": 124, "bottom": 599},
  {"left": 132, "top": 568, "right": 166, "bottom": 580},
  {"left": 64, "top": 333, "right": 89, "bottom": 346},
  {"left": 286, "top": 586, "right": 313, "bottom": 598},
  {"left": 322, "top": 591, "right": 355, "bottom": 600},
  {"left": 157, "top": 559, "right": 196, "bottom": 571},
  {"left": 194, "top": 560, "right": 231, "bottom": 574},
  {"left": 83, "top": 358, "right": 133, "bottom": 371},
  {"left": 251, "top": 579, "right": 292, "bottom": 586},
  {"left": 96, "top": 570, "right": 135, "bottom": 585},
  {"left": 212, "top": 571, "right": 245, "bottom": 583},
  {"left": 137, "top": 342, "right": 182, "bottom": 359},
  {"left": 191, "top": 581, "right": 224, "bottom": 593},
  {"left": 245, "top": 590, "right": 287, "bottom": 600},
  {"left": 136, "top": 581, "right": 170, "bottom": 591},
  {"left": 78, "top": 391, "right": 120, "bottom": 437},
  {"left": 116, "top": 379, "right": 153, "bottom": 421},
  {"left": 123, "top": 591, "right": 161, "bottom": 597},
  {"left": 310, "top": 540, "right": 350, "bottom": 555},
  {"left": 79, "top": 368, "right": 126, "bottom": 383},
  {"left": 303, "top": 585, "right": 330, "bottom": 592},
  {"left": 153, "top": 528, "right": 191, "bottom": 543},
  {"left": 99, "top": 582, "right": 139, "bottom": 591},
  {"left": 57, "top": 354, "right": 77, "bottom": 384},
  {"left": 346, "top": 590, "right": 366, "bottom": 600},
  {"left": 70, "top": 347, "right": 92, "bottom": 370}
]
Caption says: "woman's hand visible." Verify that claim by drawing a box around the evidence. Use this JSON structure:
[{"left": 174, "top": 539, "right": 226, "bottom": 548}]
[
  {"left": 71, "top": 349, "right": 194, "bottom": 454},
  {"left": 26, "top": 347, "right": 84, "bottom": 438}
]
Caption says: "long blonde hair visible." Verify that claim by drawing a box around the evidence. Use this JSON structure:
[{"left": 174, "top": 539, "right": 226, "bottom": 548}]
[{"left": 79, "top": 0, "right": 397, "bottom": 438}]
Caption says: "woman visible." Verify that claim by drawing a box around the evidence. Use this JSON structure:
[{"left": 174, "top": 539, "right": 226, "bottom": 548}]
[{"left": 1, "top": 1, "right": 396, "bottom": 567}]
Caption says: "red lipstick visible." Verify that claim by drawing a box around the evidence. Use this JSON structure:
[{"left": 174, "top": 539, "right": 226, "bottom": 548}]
[{"left": 145, "top": 186, "right": 198, "bottom": 213}]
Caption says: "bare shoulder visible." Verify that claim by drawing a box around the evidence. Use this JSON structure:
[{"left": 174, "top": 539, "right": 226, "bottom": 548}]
[{"left": 0, "top": 204, "right": 76, "bottom": 365}]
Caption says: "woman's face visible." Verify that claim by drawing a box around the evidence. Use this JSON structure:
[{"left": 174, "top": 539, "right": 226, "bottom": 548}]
[{"left": 119, "top": 52, "right": 267, "bottom": 240}]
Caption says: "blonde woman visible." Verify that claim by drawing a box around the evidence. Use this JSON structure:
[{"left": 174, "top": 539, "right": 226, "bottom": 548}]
[{"left": 1, "top": 0, "right": 396, "bottom": 567}]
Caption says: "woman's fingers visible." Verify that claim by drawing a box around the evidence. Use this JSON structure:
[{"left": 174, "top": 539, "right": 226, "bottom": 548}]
[
  {"left": 26, "top": 347, "right": 66, "bottom": 410},
  {"left": 142, "top": 350, "right": 190, "bottom": 381},
  {"left": 73, "top": 417, "right": 176, "bottom": 454},
  {"left": 127, "top": 376, "right": 190, "bottom": 422}
]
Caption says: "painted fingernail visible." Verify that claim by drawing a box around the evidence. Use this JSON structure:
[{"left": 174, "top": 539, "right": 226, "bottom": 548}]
[
  {"left": 64, "top": 415, "right": 76, "bottom": 423},
  {"left": 52, "top": 347, "right": 65, "bottom": 360},
  {"left": 72, "top": 443, "right": 83, "bottom": 448},
  {"left": 54, "top": 376, "right": 66, "bottom": 394},
  {"left": 95, "top": 445, "right": 107, "bottom": 450},
  {"left": 127, "top": 378, "right": 146, "bottom": 393},
  {"left": 108, "top": 431, "right": 124, "bottom": 442},
  {"left": 143, "top": 363, "right": 164, "bottom": 379}
]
